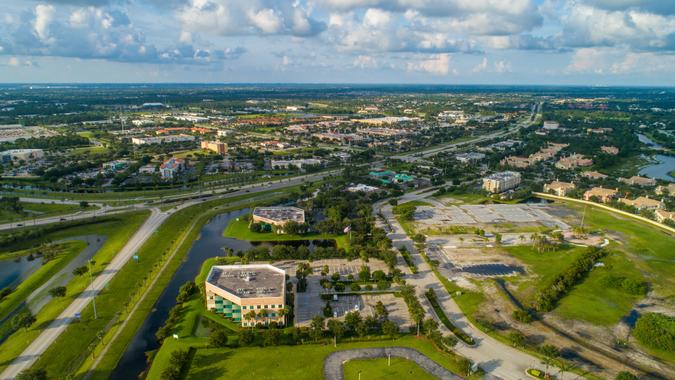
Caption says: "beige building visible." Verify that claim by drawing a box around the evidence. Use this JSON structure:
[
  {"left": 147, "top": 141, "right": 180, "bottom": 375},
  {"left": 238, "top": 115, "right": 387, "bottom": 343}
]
[
  {"left": 619, "top": 196, "right": 664, "bottom": 210},
  {"left": 581, "top": 171, "right": 608, "bottom": 180},
  {"left": 252, "top": 206, "right": 305, "bottom": 227},
  {"left": 655, "top": 209, "right": 675, "bottom": 224},
  {"left": 656, "top": 183, "right": 675, "bottom": 196},
  {"left": 500, "top": 156, "right": 531, "bottom": 169},
  {"left": 543, "top": 181, "right": 576, "bottom": 197},
  {"left": 600, "top": 146, "right": 619, "bottom": 155},
  {"left": 482, "top": 171, "right": 521, "bottom": 193},
  {"left": 205, "top": 264, "right": 286, "bottom": 327},
  {"left": 555, "top": 154, "right": 593, "bottom": 170},
  {"left": 619, "top": 176, "right": 656, "bottom": 187},
  {"left": 583, "top": 187, "right": 618, "bottom": 203},
  {"left": 201, "top": 140, "right": 228, "bottom": 154}
]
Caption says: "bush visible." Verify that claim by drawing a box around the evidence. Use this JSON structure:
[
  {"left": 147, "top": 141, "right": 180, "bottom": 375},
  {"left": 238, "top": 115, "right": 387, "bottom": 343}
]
[
  {"left": 633, "top": 313, "right": 675, "bottom": 352},
  {"left": 209, "top": 329, "right": 229, "bottom": 347},
  {"left": 16, "top": 369, "right": 47, "bottom": 380},
  {"left": 72, "top": 266, "right": 88, "bottom": 276},
  {"left": 49, "top": 286, "right": 67, "bottom": 298},
  {"left": 350, "top": 283, "right": 361, "bottom": 291},
  {"left": 615, "top": 372, "right": 638, "bottom": 380},
  {"left": 512, "top": 309, "right": 533, "bottom": 323}
]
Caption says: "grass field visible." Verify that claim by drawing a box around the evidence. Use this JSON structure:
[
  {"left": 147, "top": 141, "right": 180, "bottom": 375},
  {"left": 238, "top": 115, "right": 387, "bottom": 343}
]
[
  {"left": 149, "top": 336, "right": 476, "bottom": 380},
  {"left": 555, "top": 250, "right": 646, "bottom": 326},
  {"left": 0, "top": 212, "right": 149, "bottom": 374},
  {"left": 344, "top": 357, "right": 436, "bottom": 380},
  {"left": 223, "top": 218, "right": 349, "bottom": 250},
  {"left": 0, "top": 202, "right": 94, "bottom": 224},
  {"left": 502, "top": 245, "right": 588, "bottom": 305}
]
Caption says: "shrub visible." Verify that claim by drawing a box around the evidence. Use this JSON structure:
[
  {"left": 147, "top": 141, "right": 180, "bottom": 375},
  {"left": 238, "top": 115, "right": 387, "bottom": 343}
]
[
  {"left": 615, "top": 372, "right": 638, "bottom": 380},
  {"left": 209, "top": 329, "right": 229, "bottom": 347},
  {"left": 350, "top": 283, "right": 361, "bottom": 291},
  {"left": 49, "top": 286, "right": 67, "bottom": 298},
  {"left": 633, "top": 313, "right": 675, "bottom": 352},
  {"left": 512, "top": 309, "right": 533, "bottom": 323}
]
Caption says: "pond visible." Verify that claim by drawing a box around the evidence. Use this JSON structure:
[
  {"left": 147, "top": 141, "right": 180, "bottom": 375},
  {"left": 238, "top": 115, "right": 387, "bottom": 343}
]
[
  {"left": 636, "top": 133, "right": 663, "bottom": 149},
  {"left": 638, "top": 154, "right": 675, "bottom": 182},
  {"left": 0, "top": 255, "right": 44, "bottom": 289},
  {"left": 111, "top": 209, "right": 335, "bottom": 379},
  {"left": 462, "top": 263, "right": 524, "bottom": 276}
]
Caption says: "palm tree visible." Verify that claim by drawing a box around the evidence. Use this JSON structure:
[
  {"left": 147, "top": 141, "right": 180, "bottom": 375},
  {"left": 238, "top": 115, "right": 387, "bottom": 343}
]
[
  {"left": 245, "top": 310, "right": 256, "bottom": 324},
  {"left": 557, "top": 361, "right": 575, "bottom": 380}
]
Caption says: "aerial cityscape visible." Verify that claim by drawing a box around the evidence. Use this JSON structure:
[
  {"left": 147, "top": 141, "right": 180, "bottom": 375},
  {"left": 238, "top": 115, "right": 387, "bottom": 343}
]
[{"left": 0, "top": 1, "right": 674, "bottom": 380}]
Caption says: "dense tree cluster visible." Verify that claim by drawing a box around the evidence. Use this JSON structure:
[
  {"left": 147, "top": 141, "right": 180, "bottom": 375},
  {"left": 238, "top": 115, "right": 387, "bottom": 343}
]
[
  {"left": 534, "top": 247, "right": 607, "bottom": 312},
  {"left": 633, "top": 313, "right": 675, "bottom": 352},
  {"left": 0, "top": 134, "right": 89, "bottom": 151}
]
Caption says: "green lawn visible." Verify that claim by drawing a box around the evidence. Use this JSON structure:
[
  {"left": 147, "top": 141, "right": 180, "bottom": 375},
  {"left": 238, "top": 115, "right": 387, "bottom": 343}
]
[
  {"left": 344, "top": 357, "right": 436, "bottom": 380},
  {"left": 555, "top": 251, "right": 646, "bottom": 326},
  {"left": 0, "top": 202, "right": 95, "bottom": 224},
  {"left": 223, "top": 218, "right": 349, "bottom": 250},
  {"left": 502, "top": 245, "right": 588, "bottom": 305},
  {"left": 558, "top": 201, "right": 675, "bottom": 298},
  {"left": 0, "top": 212, "right": 149, "bottom": 375},
  {"left": 150, "top": 336, "right": 475, "bottom": 380},
  {"left": 0, "top": 241, "right": 87, "bottom": 324}
]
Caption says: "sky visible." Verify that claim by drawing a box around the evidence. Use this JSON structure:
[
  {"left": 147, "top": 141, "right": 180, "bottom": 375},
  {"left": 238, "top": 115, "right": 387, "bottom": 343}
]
[{"left": 1, "top": 0, "right": 675, "bottom": 85}]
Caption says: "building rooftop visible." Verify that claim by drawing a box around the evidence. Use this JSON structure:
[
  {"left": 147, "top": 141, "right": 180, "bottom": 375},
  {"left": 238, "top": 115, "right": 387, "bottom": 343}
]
[
  {"left": 485, "top": 171, "right": 521, "bottom": 181},
  {"left": 206, "top": 264, "right": 285, "bottom": 299},
  {"left": 252, "top": 206, "right": 305, "bottom": 224}
]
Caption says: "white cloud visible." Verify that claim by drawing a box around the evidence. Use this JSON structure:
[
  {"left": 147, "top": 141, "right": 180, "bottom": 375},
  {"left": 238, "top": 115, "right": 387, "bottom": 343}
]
[
  {"left": 494, "top": 59, "right": 511, "bottom": 72},
  {"left": 406, "top": 53, "right": 452, "bottom": 75},
  {"left": 353, "top": 55, "right": 377, "bottom": 68},
  {"left": 472, "top": 56, "right": 488, "bottom": 72},
  {"left": 33, "top": 4, "right": 55, "bottom": 43}
]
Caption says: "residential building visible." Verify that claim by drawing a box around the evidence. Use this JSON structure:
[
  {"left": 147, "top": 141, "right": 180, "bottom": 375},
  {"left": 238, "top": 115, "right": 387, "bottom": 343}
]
[
  {"left": 201, "top": 140, "right": 228, "bottom": 154},
  {"left": 102, "top": 160, "right": 129, "bottom": 172},
  {"left": 543, "top": 121, "right": 559, "bottom": 130},
  {"left": 601, "top": 146, "right": 619, "bottom": 155},
  {"left": 159, "top": 158, "right": 186, "bottom": 179},
  {"left": 501, "top": 156, "right": 531, "bottom": 169},
  {"left": 619, "top": 196, "right": 664, "bottom": 210},
  {"left": 555, "top": 154, "right": 593, "bottom": 170},
  {"left": 656, "top": 183, "right": 675, "bottom": 196},
  {"left": 655, "top": 209, "right": 675, "bottom": 224},
  {"left": 270, "top": 159, "right": 322, "bottom": 169},
  {"left": 619, "top": 176, "right": 656, "bottom": 187},
  {"left": 0, "top": 148, "right": 44, "bottom": 162},
  {"left": 583, "top": 187, "right": 618, "bottom": 203},
  {"left": 482, "top": 171, "right": 521, "bottom": 193},
  {"left": 138, "top": 164, "right": 157, "bottom": 174},
  {"left": 581, "top": 171, "right": 608, "bottom": 180},
  {"left": 543, "top": 181, "right": 576, "bottom": 196},
  {"left": 205, "top": 264, "right": 286, "bottom": 327},
  {"left": 346, "top": 184, "right": 380, "bottom": 193},
  {"left": 217, "top": 129, "right": 233, "bottom": 137},
  {"left": 455, "top": 152, "right": 486, "bottom": 164},
  {"left": 131, "top": 134, "right": 195, "bottom": 145},
  {"left": 252, "top": 206, "right": 305, "bottom": 227}
]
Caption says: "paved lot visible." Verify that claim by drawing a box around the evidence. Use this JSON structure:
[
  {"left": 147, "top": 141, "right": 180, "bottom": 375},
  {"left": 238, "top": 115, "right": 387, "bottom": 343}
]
[{"left": 414, "top": 204, "right": 570, "bottom": 229}]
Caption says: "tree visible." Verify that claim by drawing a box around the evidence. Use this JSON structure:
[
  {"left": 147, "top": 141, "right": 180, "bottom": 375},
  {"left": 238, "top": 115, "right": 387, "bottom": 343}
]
[
  {"left": 310, "top": 315, "right": 325, "bottom": 342},
  {"left": 16, "top": 369, "right": 47, "bottom": 380},
  {"left": 423, "top": 318, "right": 439, "bottom": 339},
  {"left": 374, "top": 301, "right": 388, "bottom": 321},
  {"left": 540, "top": 344, "right": 560, "bottom": 378},
  {"left": 411, "top": 307, "right": 425, "bottom": 337},
  {"left": 382, "top": 320, "right": 399, "bottom": 339},
  {"left": 615, "top": 371, "right": 638, "bottom": 380},
  {"left": 262, "top": 328, "right": 281, "bottom": 347},
  {"left": 358, "top": 265, "right": 371, "bottom": 281},
  {"left": 12, "top": 311, "right": 36, "bottom": 331},
  {"left": 356, "top": 321, "right": 369, "bottom": 337},
  {"left": 72, "top": 266, "right": 88, "bottom": 276},
  {"left": 238, "top": 329, "right": 255, "bottom": 345},
  {"left": 176, "top": 281, "right": 198, "bottom": 303},
  {"left": 209, "top": 329, "right": 229, "bottom": 347},
  {"left": 79, "top": 201, "right": 89, "bottom": 208},
  {"left": 508, "top": 331, "right": 526, "bottom": 348},
  {"left": 48, "top": 286, "right": 66, "bottom": 298},
  {"left": 327, "top": 319, "right": 345, "bottom": 346},
  {"left": 344, "top": 311, "right": 362, "bottom": 331}
]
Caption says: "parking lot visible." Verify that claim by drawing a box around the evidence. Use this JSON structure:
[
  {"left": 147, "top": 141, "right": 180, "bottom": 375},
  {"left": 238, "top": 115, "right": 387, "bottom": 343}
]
[{"left": 414, "top": 204, "right": 570, "bottom": 229}]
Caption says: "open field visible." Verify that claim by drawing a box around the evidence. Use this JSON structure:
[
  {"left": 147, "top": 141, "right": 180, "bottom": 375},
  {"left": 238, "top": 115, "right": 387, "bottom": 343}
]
[
  {"left": 223, "top": 217, "right": 349, "bottom": 250},
  {"left": 150, "top": 336, "right": 475, "bottom": 380},
  {"left": 345, "top": 357, "right": 437, "bottom": 380}
]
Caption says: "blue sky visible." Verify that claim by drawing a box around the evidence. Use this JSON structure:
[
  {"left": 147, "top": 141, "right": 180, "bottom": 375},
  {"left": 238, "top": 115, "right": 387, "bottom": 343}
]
[{"left": 1, "top": 0, "right": 674, "bottom": 85}]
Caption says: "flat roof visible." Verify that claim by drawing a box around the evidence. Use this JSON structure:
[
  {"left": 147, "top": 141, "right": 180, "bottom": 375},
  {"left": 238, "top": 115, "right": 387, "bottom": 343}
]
[
  {"left": 207, "top": 264, "right": 285, "bottom": 299},
  {"left": 252, "top": 206, "right": 305, "bottom": 223}
]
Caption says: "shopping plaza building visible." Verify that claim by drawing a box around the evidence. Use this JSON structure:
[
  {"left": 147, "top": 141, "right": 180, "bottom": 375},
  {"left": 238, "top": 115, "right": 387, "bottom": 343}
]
[{"left": 205, "top": 264, "right": 286, "bottom": 327}]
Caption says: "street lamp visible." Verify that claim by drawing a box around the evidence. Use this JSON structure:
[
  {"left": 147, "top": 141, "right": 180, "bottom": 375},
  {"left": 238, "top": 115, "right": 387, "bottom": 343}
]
[{"left": 88, "top": 259, "right": 98, "bottom": 319}]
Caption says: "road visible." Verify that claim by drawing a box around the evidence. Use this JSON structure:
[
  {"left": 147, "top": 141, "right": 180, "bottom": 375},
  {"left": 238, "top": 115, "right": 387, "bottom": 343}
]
[
  {"left": 0, "top": 170, "right": 336, "bottom": 380},
  {"left": 377, "top": 190, "right": 557, "bottom": 380}
]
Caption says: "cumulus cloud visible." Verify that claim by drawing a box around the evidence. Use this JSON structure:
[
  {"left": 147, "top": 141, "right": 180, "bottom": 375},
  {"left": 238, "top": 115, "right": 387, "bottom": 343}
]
[
  {"left": 406, "top": 53, "right": 453, "bottom": 75},
  {"left": 567, "top": 47, "right": 675, "bottom": 74},
  {"left": 177, "top": 0, "right": 325, "bottom": 37},
  {"left": 0, "top": 4, "right": 244, "bottom": 65}
]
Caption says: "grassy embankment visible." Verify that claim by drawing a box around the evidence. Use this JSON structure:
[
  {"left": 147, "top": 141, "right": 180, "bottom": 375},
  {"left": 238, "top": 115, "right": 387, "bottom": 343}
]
[
  {"left": 0, "top": 202, "right": 96, "bottom": 224},
  {"left": 0, "top": 212, "right": 149, "bottom": 374},
  {"left": 222, "top": 218, "right": 349, "bottom": 250},
  {"left": 70, "top": 187, "right": 308, "bottom": 379},
  {"left": 0, "top": 241, "right": 87, "bottom": 324}
]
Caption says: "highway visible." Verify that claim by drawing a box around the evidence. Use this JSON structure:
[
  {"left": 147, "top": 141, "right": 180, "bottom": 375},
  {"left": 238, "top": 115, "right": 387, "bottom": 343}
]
[{"left": 0, "top": 169, "right": 337, "bottom": 380}]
